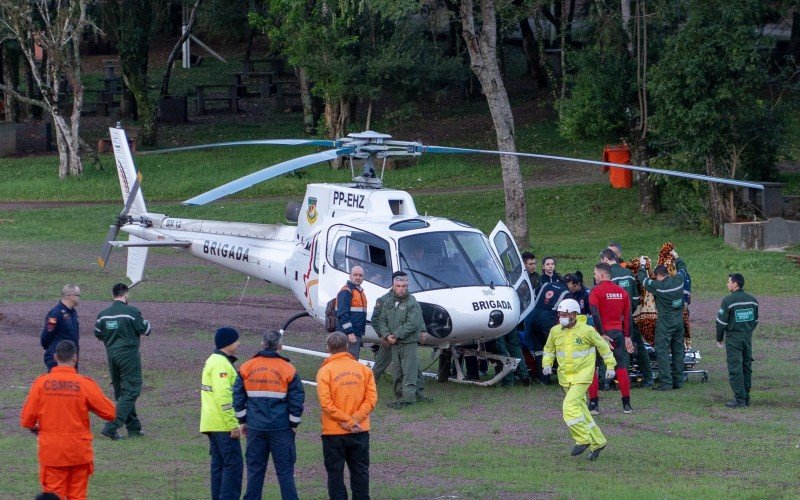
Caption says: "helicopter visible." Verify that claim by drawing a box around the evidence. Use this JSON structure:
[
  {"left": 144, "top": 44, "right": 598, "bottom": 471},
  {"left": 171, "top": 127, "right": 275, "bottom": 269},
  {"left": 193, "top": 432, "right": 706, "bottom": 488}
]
[{"left": 100, "top": 125, "right": 763, "bottom": 385}]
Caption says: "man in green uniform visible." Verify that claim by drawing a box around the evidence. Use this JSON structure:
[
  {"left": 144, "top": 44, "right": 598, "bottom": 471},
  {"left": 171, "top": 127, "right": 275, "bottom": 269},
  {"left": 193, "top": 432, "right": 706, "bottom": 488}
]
[
  {"left": 601, "top": 248, "right": 653, "bottom": 386},
  {"left": 370, "top": 302, "right": 428, "bottom": 400},
  {"left": 375, "top": 272, "right": 423, "bottom": 408},
  {"left": 94, "top": 283, "right": 152, "bottom": 439},
  {"left": 637, "top": 254, "right": 686, "bottom": 391},
  {"left": 716, "top": 273, "right": 759, "bottom": 408}
]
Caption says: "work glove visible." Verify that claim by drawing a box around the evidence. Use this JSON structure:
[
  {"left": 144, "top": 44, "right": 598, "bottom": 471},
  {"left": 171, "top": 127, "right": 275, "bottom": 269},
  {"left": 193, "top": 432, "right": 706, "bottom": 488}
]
[
  {"left": 605, "top": 370, "right": 616, "bottom": 380},
  {"left": 542, "top": 366, "right": 552, "bottom": 376},
  {"left": 639, "top": 256, "right": 647, "bottom": 267},
  {"left": 670, "top": 249, "right": 678, "bottom": 258}
]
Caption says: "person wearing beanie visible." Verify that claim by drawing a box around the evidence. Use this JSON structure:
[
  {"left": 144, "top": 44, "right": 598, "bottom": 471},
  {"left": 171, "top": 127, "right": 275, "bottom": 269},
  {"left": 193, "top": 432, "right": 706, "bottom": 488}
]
[{"left": 201, "top": 327, "right": 243, "bottom": 500}]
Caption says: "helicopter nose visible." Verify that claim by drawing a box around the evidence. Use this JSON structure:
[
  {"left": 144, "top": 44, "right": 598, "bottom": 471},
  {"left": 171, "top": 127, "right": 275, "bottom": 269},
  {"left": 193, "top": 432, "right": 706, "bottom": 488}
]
[{"left": 419, "top": 302, "right": 452, "bottom": 339}]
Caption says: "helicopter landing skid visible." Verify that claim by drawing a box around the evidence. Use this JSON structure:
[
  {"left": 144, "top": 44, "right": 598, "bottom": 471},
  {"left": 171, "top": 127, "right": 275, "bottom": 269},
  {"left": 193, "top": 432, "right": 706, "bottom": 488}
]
[{"left": 447, "top": 346, "right": 520, "bottom": 387}]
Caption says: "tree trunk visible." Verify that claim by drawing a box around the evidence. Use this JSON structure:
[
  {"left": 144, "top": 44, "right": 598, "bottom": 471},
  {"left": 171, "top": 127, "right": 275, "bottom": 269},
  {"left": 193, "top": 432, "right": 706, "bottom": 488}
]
[
  {"left": 630, "top": 136, "right": 660, "bottom": 214},
  {"left": 460, "top": 0, "right": 529, "bottom": 247},
  {"left": 518, "top": 17, "right": 548, "bottom": 88},
  {"left": 705, "top": 156, "right": 725, "bottom": 236},
  {"left": 160, "top": 0, "right": 202, "bottom": 97},
  {"left": 621, "top": 0, "right": 633, "bottom": 51},
  {"left": 2, "top": 43, "right": 19, "bottom": 122},
  {"left": 790, "top": 11, "right": 799, "bottom": 63},
  {"left": 296, "top": 67, "right": 316, "bottom": 135},
  {"left": 324, "top": 97, "right": 350, "bottom": 169}
]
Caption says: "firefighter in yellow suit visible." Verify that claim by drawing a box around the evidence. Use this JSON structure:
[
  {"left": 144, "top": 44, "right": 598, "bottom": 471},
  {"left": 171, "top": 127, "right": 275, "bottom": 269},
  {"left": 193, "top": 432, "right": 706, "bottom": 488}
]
[{"left": 542, "top": 299, "right": 616, "bottom": 461}]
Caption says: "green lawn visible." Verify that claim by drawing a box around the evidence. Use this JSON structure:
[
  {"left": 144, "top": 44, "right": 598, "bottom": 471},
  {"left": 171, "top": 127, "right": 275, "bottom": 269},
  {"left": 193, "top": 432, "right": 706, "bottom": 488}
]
[{"left": 1, "top": 92, "right": 799, "bottom": 498}]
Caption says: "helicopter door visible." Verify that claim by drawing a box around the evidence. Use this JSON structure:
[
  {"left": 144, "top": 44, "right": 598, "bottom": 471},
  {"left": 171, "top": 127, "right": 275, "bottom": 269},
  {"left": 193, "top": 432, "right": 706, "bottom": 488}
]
[{"left": 488, "top": 222, "right": 535, "bottom": 321}]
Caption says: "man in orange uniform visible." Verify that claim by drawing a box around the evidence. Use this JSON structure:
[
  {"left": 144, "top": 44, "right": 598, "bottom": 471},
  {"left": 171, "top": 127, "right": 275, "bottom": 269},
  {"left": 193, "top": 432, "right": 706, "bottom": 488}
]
[
  {"left": 20, "top": 340, "right": 116, "bottom": 499},
  {"left": 316, "top": 332, "right": 378, "bottom": 500}
]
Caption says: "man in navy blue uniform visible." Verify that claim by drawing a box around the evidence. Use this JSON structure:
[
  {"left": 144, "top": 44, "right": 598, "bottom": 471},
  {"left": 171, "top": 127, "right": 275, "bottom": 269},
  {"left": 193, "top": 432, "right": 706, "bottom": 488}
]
[
  {"left": 40, "top": 284, "right": 81, "bottom": 372},
  {"left": 530, "top": 280, "right": 571, "bottom": 383}
]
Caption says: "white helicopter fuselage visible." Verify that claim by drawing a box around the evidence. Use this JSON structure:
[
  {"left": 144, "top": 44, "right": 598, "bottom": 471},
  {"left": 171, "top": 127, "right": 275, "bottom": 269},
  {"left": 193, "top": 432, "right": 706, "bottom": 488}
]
[
  {"left": 120, "top": 185, "right": 531, "bottom": 347},
  {"left": 109, "top": 127, "right": 535, "bottom": 348}
]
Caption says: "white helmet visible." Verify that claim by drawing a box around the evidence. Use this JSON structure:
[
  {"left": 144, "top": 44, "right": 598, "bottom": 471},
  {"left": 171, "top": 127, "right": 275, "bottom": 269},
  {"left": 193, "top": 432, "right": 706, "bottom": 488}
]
[{"left": 556, "top": 298, "right": 580, "bottom": 314}]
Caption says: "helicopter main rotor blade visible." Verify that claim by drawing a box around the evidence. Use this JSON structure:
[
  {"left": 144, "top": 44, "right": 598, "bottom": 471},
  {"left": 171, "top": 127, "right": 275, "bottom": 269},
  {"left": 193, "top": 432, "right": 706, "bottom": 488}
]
[
  {"left": 139, "top": 139, "right": 339, "bottom": 156},
  {"left": 183, "top": 146, "right": 355, "bottom": 206},
  {"left": 420, "top": 145, "right": 764, "bottom": 191},
  {"left": 98, "top": 224, "right": 120, "bottom": 269}
]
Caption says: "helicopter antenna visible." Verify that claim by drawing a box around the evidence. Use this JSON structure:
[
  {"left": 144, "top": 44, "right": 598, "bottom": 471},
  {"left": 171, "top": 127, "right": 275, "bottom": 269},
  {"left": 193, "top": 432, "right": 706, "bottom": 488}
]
[
  {"left": 238, "top": 275, "right": 251, "bottom": 307},
  {"left": 348, "top": 156, "right": 355, "bottom": 179},
  {"left": 380, "top": 156, "right": 387, "bottom": 182}
]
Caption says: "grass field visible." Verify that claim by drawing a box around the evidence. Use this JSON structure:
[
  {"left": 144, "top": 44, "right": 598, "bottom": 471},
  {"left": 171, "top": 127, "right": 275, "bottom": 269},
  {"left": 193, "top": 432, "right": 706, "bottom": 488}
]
[{"left": 2, "top": 97, "right": 799, "bottom": 498}]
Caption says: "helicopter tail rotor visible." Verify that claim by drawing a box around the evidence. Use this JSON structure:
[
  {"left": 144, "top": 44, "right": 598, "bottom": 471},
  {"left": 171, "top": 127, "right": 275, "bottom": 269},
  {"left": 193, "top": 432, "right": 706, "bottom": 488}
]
[{"left": 98, "top": 171, "right": 143, "bottom": 269}]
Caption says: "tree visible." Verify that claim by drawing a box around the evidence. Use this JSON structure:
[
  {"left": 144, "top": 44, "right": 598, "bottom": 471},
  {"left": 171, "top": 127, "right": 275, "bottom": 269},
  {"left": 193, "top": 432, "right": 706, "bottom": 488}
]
[
  {"left": 556, "top": 0, "right": 661, "bottom": 214},
  {"left": 459, "top": 0, "right": 529, "bottom": 246},
  {"left": 649, "top": 0, "right": 786, "bottom": 235},
  {"left": 110, "top": 0, "right": 157, "bottom": 146},
  {"left": 0, "top": 0, "right": 95, "bottom": 177},
  {"left": 252, "top": 1, "right": 422, "bottom": 143}
]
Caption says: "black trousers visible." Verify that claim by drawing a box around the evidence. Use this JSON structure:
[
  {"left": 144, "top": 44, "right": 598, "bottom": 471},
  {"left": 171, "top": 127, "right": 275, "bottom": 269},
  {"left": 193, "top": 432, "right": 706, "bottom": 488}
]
[{"left": 322, "top": 431, "right": 370, "bottom": 500}]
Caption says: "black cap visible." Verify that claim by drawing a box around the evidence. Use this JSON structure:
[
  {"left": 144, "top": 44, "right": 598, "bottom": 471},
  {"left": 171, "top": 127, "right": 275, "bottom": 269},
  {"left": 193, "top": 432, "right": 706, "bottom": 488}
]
[
  {"left": 564, "top": 271, "right": 583, "bottom": 284},
  {"left": 729, "top": 273, "right": 745, "bottom": 289},
  {"left": 391, "top": 271, "right": 408, "bottom": 281},
  {"left": 215, "top": 327, "right": 240, "bottom": 349}
]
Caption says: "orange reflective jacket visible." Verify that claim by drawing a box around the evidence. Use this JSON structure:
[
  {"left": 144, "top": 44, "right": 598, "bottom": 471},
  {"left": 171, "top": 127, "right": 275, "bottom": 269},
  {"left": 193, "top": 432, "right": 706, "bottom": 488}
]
[
  {"left": 316, "top": 352, "right": 377, "bottom": 435},
  {"left": 20, "top": 366, "right": 115, "bottom": 466}
]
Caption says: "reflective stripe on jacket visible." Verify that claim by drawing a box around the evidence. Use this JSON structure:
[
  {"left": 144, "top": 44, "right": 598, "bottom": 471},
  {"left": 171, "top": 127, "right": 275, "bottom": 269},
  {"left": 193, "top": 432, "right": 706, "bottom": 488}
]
[
  {"left": 200, "top": 351, "right": 239, "bottom": 432},
  {"left": 638, "top": 259, "right": 687, "bottom": 315},
  {"left": 716, "top": 289, "right": 759, "bottom": 342},
  {"left": 542, "top": 315, "right": 616, "bottom": 386},
  {"left": 233, "top": 349, "right": 305, "bottom": 431},
  {"left": 94, "top": 300, "right": 151, "bottom": 352},
  {"left": 336, "top": 281, "right": 367, "bottom": 335},
  {"left": 20, "top": 366, "right": 115, "bottom": 466},
  {"left": 316, "top": 352, "right": 377, "bottom": 435}
]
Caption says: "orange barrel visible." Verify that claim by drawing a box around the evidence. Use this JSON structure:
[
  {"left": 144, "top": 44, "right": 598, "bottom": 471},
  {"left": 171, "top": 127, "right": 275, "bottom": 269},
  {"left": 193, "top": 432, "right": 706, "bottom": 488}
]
[{"left": 602, "top": 144, "right": 633, "bottom": 189}]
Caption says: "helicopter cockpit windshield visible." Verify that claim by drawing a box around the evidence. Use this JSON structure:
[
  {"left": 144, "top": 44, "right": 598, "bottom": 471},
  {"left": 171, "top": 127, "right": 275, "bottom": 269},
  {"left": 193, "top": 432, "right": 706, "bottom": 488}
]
[{"left": 398, "top": 232, "right": 508, "bottom": 292}]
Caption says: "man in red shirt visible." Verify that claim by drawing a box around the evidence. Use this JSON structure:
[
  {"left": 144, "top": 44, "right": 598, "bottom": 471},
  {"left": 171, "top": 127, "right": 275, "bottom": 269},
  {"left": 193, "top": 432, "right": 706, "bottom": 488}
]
[
  {"left": 588, "top": 263, "right": 635, "bottom": 414},
  {"left": 20, "top": 340, "right": 116, "bottom": 500}
]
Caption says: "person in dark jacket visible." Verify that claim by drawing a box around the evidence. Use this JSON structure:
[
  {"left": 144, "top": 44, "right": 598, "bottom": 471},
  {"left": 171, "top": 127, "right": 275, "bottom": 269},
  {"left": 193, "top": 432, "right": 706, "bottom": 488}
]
[
  {"left": 564, "top": 272, "right": 590, "bottom": 314},
  {"left": 41, "top": 284, "right": 81, "bottom": 372},
  {"left": 716, "top": 273, "right": 759, "bottom": 408},
  {"left": 234, "top": 329, "right": 305, "bottom": 500},
  {"left": 638, "top": 254, "right": 687, "bottom": 391},
  {"left": 529, "top": 280, "right": 571, "bottom": 383},
  {"left": 539, "top": 256, "right": 563, "bottom": 289},
  {"left": 94, "top": 283, "right": 152, "bottom": 439},
  {"left": 601, "top": 248, "right": 653, "bottom": 387},
  {"left": 336, "top": 266, "right": 368, "bottom": 359}
]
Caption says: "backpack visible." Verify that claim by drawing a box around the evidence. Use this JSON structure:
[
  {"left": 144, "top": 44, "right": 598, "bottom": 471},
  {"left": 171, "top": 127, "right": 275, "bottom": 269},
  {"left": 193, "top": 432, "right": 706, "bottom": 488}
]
[{"left": 325, "top": 298, "right": 337, "bottom": 333}]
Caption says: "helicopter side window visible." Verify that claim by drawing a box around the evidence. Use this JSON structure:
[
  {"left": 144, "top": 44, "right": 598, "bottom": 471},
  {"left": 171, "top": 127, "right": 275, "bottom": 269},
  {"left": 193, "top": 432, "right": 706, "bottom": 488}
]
[
  {"left": 492, "top": 231, "right": 523, "bottom": 284},
  {"left": 330, "top": 231, "right": 392, "bottom": 288}
]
